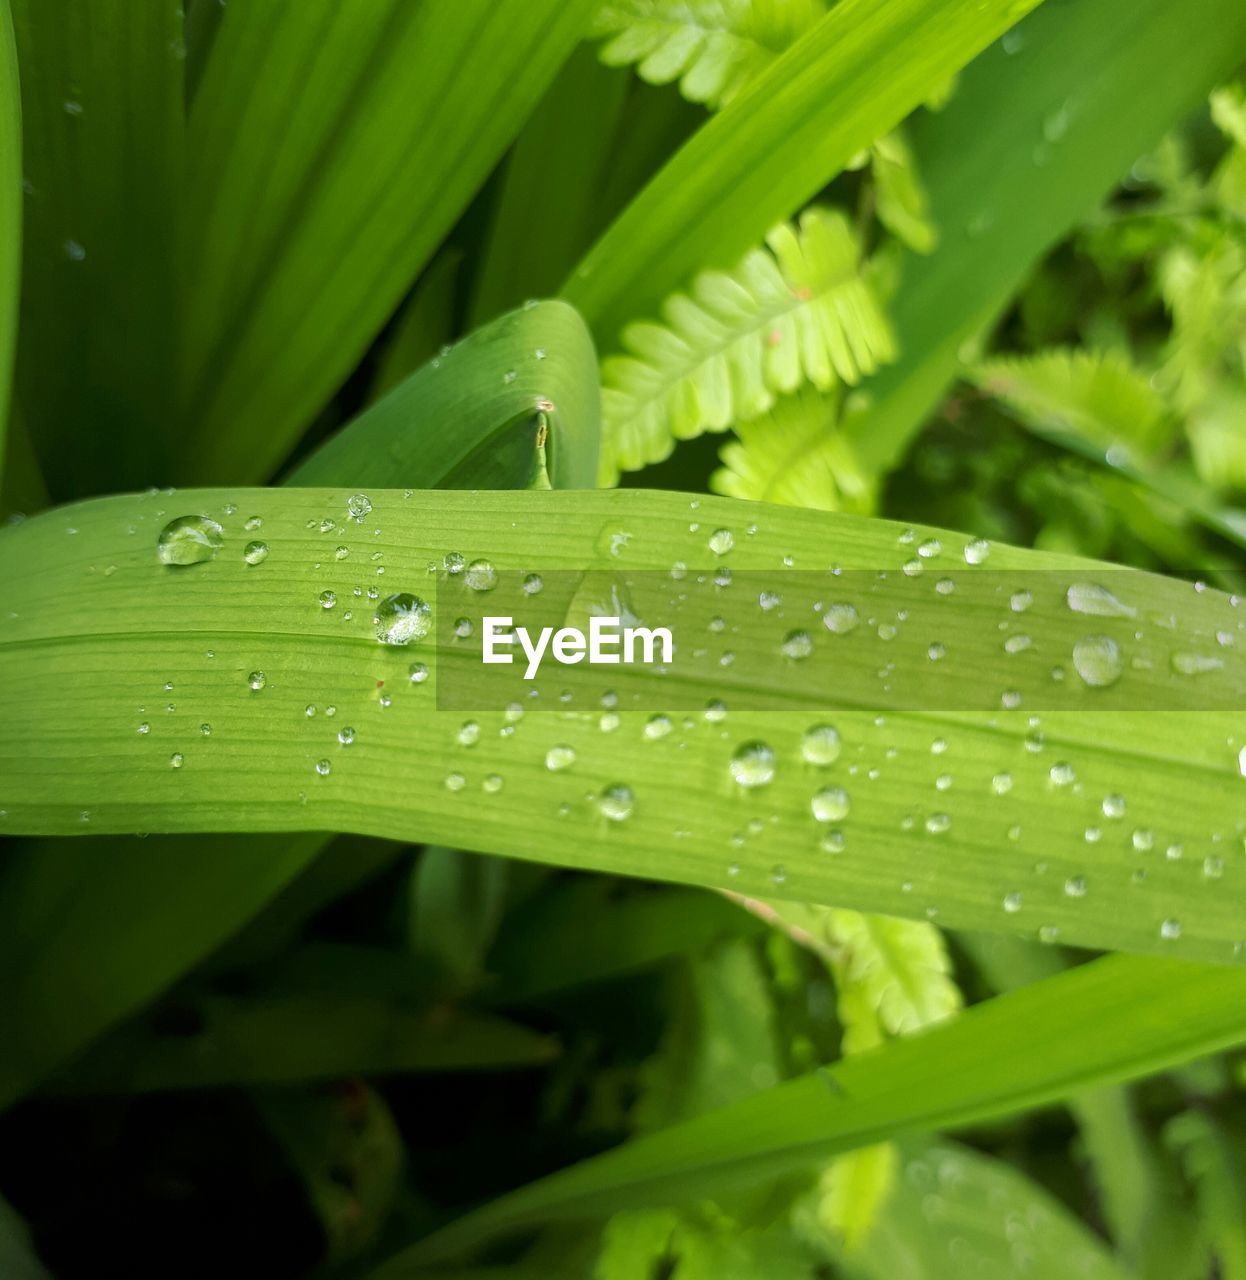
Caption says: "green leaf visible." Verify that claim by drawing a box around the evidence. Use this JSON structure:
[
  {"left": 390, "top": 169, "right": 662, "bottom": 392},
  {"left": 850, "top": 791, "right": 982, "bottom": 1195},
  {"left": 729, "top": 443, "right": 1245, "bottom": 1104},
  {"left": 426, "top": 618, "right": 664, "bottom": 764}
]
[
  {"left": 711, "top": 388, "right": 875, "bottom": 512},
  {"left": 178, "top": 0, "right": 597, "bottom": 483},
  {"left": 0, "top": 0, "right": 20, "bottom": 490},
  {"left": 2, "top": 487, "right": 1245, "bottom": 966},
  {"left": 971, "top": 347, "right": 1175, "bottom": 459},
  {"left": 387, "top": 953, "right": 1246, "bottom": 1264},
  {"left": 599, "top": 208, "right": 894, "bottom": 483},
  {"left": 368, "top": 250, "right": 464, "bottom": 404},
  {"left": 563, "top": 0, "right": 1044, "bottom": 345},
  {"left": 0, "top": 1194, "right": 50, "bottom": 1280},
  {"left": 11, "top": 0, "right": 183, "bottom": 498},
  {"left": 590, "top": 0, "right": 826, "bottom": 111},
  {"left": 290, "top": 300, "right": 601, "bottom": 492},
  {"left": 844, "top": 0, "right": 1246, "bottom": 474}
]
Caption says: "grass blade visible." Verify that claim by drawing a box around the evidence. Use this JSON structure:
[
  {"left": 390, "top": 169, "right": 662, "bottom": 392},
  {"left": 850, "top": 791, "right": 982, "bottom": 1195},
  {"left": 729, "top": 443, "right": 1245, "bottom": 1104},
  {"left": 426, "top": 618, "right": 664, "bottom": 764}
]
[
  {"left": 10, "top": 0, "right": 182, "bottom": 498},
  {"left": 178, "top": 0, "right": 596, "bottom": 483},
  {"left": 1, "top": 487, "right": 1242, "bottom": 965},
  {"left": 387, "top": 953, "right": 1246, "bottom": 1265}
]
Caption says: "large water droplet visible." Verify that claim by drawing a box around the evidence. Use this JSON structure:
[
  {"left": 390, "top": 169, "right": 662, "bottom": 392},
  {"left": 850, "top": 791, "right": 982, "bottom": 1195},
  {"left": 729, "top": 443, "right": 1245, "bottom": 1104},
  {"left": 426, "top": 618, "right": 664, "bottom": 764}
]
[
  {"left": 811, "top": 786, "right": 850, "bottom": 822},
  {"left": 243, "top": 540, "right": 269, "bottom": 565},
  {"left": 465, "top": 559, "right": 498, "bottom": 592},
  {"left": 1072, "top": 635, "right": 1123, "bottom": 688},
  {"left": 375, "top": 593, "right": 432, "bottom": 645},
  {"left": 346, "top": 493, "right": 372, "bottom": 521},
  {"left": 157, "top": 515, "right": 223, "bottom": 566},
  {"left": 730, "top": 741, "right": 777, "bottom": 788},
  {"left": 598, "top": 784, "right": 634, "bottom": 821},
  {"left": 800, "top": 724, "right": 842, "bottom": 766},
  {"left": 1067, "top": 582, "right": 1135, "bottom": 618},
  {"left": 545, "top": 744, "right": 576, "bottom": 771},
  {"left": 822, "top": 603, "right": 859, "bottom": 635},
  {"left": 708, "top": 528, "right": 735, "bottom": 556}
]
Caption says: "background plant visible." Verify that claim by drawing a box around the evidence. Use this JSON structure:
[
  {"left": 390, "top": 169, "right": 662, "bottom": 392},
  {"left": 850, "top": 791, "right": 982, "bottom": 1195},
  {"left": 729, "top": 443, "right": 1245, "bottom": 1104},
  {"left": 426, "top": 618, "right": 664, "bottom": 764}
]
[{"left": 0, "top": 0, "right": 1244, "bottom": 1277}]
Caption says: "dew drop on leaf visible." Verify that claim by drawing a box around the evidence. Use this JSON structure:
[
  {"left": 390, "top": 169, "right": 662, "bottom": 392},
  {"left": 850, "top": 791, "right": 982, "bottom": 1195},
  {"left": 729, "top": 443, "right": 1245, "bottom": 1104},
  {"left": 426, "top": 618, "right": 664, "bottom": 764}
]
[
  {"left": 708, "top": 528, "right": 735, "bottom": 556},
  {"left": 1072, "top": 634, "right": 1123, "bottom": 687},
  {"left": 375, "top": 593, "right": 432, "bottom": 645},
  {"left": 730, "top": 741, "right": 777, "bottom": 788},
  {"left": 598, "top": 784, "right": 634, "bottom": 821},
  {"left": 346, "top": 493, "right": 372, "bottom": 520},
  {"left": 822, "top": 602, "right": 859, "bottom": 635},
  {"left": 800, "top": 724, "right": 842, "bottom": 767},
  {"left": 811, "top": 786, "right": 850, "bottom": 822},
  {"left": 243, "top": 540, "right": 269, "bottom": 565},
  {"left": 545, "top": 744, "right": 576, "bottom": 771},
  {"left": 465, "top": 559, "right": 498, "bottom": 592},
  {"left": 1066, "top": 582, "right": 1136, "bottom": 618},
  {"left": 247, "top": 671, "right": 265, "bottom": 691},
  {"left": 157, "top": 515, "right": 223, "bottom": 566}
]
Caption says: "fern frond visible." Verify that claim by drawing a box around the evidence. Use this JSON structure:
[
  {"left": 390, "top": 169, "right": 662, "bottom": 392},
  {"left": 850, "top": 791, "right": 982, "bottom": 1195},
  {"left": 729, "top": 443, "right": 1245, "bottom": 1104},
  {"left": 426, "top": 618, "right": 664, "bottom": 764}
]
[
  {"left": 871, "top": 129, "right": 938, "bottom": 254},
  {"left": 600, "top": 207, "right": 895, "bottom": 483},
  {"left": 590, "top": 0, "right": 826, "bottom": 110},
  {"left": 823, "top": 909, "right": 962, "bottom": 1051},
  {"left": 1166, "top": 1111, "right": 1246, "bottom": 1280},
  {"left": 711, "top": 388, "right": 875, "bottom": 511},
  {"left": 971, "top": 347, "right": 1175, "bottom": 459}
]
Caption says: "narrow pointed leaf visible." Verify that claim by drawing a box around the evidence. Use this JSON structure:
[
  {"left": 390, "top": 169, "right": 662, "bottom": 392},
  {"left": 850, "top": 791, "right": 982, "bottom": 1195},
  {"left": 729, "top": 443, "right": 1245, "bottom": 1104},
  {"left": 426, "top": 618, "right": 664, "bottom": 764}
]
[
  {"left": 1, "top": 488, "right": 1243, "bottom": 967},
  {"left": 178, "top": 0, "right": 597, "bottom": 483}
]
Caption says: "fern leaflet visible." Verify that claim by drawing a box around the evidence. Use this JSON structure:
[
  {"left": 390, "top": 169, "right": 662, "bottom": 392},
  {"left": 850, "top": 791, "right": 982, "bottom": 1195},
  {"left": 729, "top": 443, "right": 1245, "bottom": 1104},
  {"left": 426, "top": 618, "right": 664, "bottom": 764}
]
[
  {"left": 600, "top": 207, "right": 895, "bottom": 483},
  {"left": 590, "top": 0, "right": 826, "bottom": 110},
  {"left": 711, "top": 387, "right": 875, "bottom": 511}
]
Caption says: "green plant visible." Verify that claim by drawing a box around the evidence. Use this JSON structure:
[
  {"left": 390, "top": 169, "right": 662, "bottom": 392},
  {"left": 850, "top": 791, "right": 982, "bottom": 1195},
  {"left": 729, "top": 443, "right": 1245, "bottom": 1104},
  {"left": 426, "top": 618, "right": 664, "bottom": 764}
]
[{"left": 0, "top": 1, "right": 1244, "bottom": 1276}]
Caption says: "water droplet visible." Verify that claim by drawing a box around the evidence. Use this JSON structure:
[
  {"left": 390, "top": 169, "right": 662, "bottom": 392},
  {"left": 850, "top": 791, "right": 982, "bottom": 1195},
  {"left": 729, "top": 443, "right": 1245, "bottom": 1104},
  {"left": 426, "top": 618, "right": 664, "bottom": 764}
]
[
  {"left": 1003, "top": 892, "right": 1023, "bottom": 913},
  {"left": 243, "top": 540, "right": 269, "bottom": 565},
  {"left": 1049, "top": 761, "right": 1076, "bottom": 787},
  {"left": 375, "top": 593, "right": 432, "bottom": 645},
  {"left": 1010, "top": 590, "right": 1033, "bottom": 613},
  {"left": 1132, "top": 828, "right": 1154, "bottom": 852},
  {"left": 644, "top": 714, "right": 673, "bottom": 741},
  {"left": 963, "top": 538, "right": 991, "bottom": 565},
  {"left": 781, "top": 629, "right": 813, "bottom": 660},
  {"left": 820, "top": 830, "right": 846, "bottom": 854},
  {"left": 708, "top": 528, "right": 735, "bottom": 556},
  {"left": 1004, "top": 634, "right": 1032, "bottom": 654},
  {"left": 1160, "top": 918, "right": 1182, "bottom": 941},
  {"left": 1171, "top": 652, "right": 1224, "bottom": 676},
  {"left": 200, "top": 723, "right": 211, "bottom": 736},
  {"left": 823, "top": 602, "right": 859, "bottom": 635},
  {"left": 346, "top": 493, "right": 372, "bottom": 521},
  {"left": 456, "top": 721, "right": 480, "bottom": 747},
  {"left": 704, "top": 699, "right": 728, "bottom": 723},
  {"left": 247, "top": 670, "right": 266, "bottom": 691},
  {"left": 522, "top": 573, "right": 543, "bottom": 595},
  {"left": 927, "top": 642, "right": 946, "bottom": 662},
  {"left": 337, "top": 727, "right": 355, "bottom": 746},
  {"left": 319, "top": 590, "right": 337, "bottom": 610},
  {"left": 137, "top": 722, "right": 150, "bottom": 735},
  {"left": 444, "top": 772, "right": 466, "bottom": 792},
  {"left": 598, "top": 784, "right": 634, "bottom": 822},
  {"left": 465, "top": 559, "right": 498, "bottom": 592},
  {"left": 483, "top": 773, "right": 504, "bottom": 793},
  {"left": 1203, "top": 855, "right": 1224, "bottom": 880},
  {"left": 925, "top": 813, "right": 951, "bottom": 834},
  {"left": 800, "top": 724, "right": 842, "bottom": 766},
  {"left": 453, "top": 617, "right": 473, "bottom": 638},
  {"left": 1072, "top": 635, "right": 1123, "bottom": 688},
  {"left": 545, "top": 744, "right": 576, "bottom": 771},
  {"left": 62, "top": 238, "right": 86, "bottom": 261},
  {"left": 991, "top": 772, "right": 1013, "bottom": 795},
  {"left": 730, "top": 741, "right": 777, "bottom": 788},
  {"left": 170, "top": 752, "right": 184, "bottom": 769},
  {"left": 1064, "top": 875, "right": 1087, "bottom": 898},
  {"left": 811, "top": 786, "right": 850, "bottom": 822},
  {"left": 918, "top": 538, "right": 942, "bottom": 559},
  {"left": 157, "top": 515, "right": 223, "bottom": 566},
  {"left": 1102, "top": 794, "right": 1125, "bottom": 819},
  {"left": 1067, "top": 582, "right": 1135, "bottom": 618}
]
